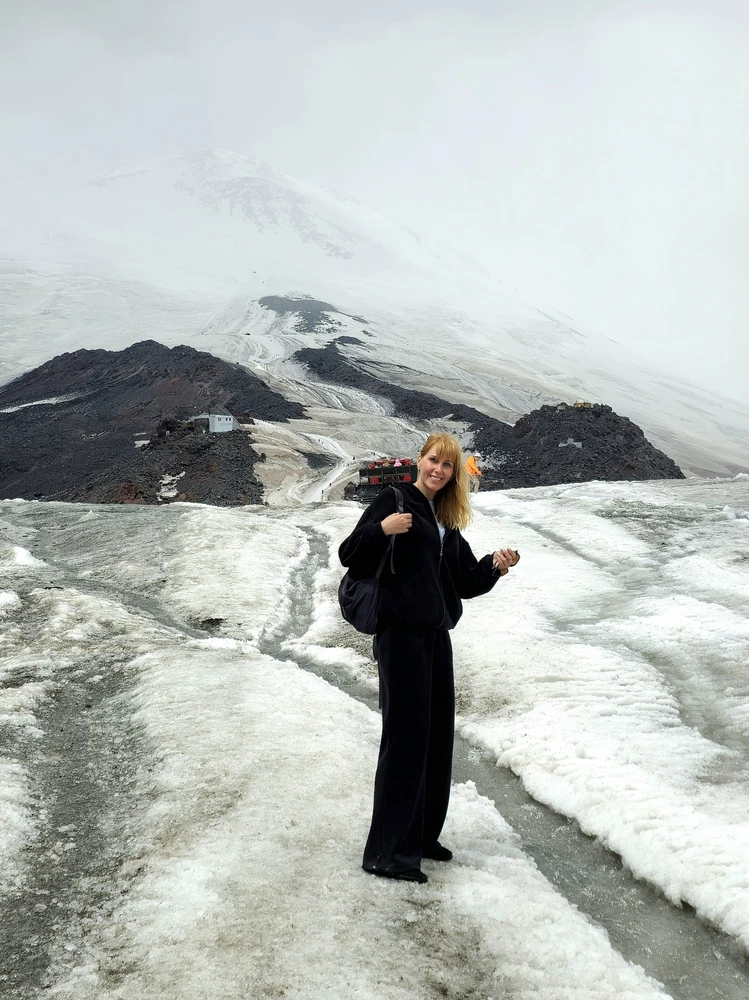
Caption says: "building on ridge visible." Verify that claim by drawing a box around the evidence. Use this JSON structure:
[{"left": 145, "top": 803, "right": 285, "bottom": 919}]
[{"left": 189, "top": 412, "right": 240, "bottom": 433}]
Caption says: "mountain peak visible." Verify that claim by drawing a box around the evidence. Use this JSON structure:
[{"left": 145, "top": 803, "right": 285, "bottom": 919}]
[
  {"left": 3, "top": 147, "right": 748, "bottom": 479},
  {"left": 80, "top": 149, "right": 283, "bottom": 187},
  {"left": 64, "top": 147, "right": 390, "bottom": 275}
]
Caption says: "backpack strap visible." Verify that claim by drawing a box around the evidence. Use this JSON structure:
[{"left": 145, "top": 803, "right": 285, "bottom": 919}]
[
  {"left": 389, "top": 487, "right": 403, "bottom": 573},
  {"left": 375, "top": 486, "right": 404, "bottom": 579}
]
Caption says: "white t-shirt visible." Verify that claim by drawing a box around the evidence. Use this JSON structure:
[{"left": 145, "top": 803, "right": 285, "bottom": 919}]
[{"left": 428, "top": 500, "right": 446, "bottom": 542}]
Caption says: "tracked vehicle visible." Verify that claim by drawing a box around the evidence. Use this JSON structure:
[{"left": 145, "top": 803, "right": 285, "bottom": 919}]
[{"left": 344, "top": 457, "right": 416, "bottom": 503}]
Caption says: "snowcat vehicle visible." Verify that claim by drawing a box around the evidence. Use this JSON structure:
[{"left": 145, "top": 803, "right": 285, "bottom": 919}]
[{"left": 344, "top": 457, "right": 416, "bottom": 503}]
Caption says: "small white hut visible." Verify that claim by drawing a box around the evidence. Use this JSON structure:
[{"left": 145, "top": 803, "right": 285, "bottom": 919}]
[
  {"left": 209, "top": 413, "right": 239, "bottom": 432},
  {"left": 190, "top": 412, "right": 240, "bottom": 433}
]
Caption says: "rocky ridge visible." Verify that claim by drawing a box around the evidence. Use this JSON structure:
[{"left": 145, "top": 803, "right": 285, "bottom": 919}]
[
  {"left": 293, "top": 342, "right": 684, "bottom": 487},
  {"left": 0, "top": 337, "right": 684, "bottom": 508},
  {"left": 0, "top": 340, "right": 304, "bottom": 505}
]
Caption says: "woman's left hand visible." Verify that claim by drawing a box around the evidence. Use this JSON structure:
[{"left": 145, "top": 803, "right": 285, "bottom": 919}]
[{"left": 492, "top": 548, "right": 520, "bottom": 576}]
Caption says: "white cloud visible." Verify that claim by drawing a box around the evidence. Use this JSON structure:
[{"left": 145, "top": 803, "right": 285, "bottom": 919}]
[{"left": 1, "top": 1, "right": 748, "bottom": 401}]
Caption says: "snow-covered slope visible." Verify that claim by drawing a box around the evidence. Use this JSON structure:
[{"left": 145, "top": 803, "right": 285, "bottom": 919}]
[
  {"left": 2, "top": 483, "right": 748, "bottom": 991},
  {"left": 2, "top": 149, "right": 748, "bottom": 476}
]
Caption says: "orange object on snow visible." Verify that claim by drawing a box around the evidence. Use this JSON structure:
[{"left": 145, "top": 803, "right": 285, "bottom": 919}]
[{"left": 465, "top": 455, "right": 482, "bottom": 477}]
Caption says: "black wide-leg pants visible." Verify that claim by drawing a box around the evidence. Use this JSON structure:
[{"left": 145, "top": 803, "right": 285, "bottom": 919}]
[{"left": 362, "top": 625, "right": 454, "bottom": 873}]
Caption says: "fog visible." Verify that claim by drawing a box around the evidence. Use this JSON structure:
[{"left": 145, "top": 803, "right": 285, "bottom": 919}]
[{"left": 2, "top": 0, "right": 748, "bottom": 402}]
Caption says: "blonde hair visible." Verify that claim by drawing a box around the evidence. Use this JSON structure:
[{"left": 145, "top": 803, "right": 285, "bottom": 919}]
[{"left": 418, "top": 433, "right": 472, "bottom": 532}]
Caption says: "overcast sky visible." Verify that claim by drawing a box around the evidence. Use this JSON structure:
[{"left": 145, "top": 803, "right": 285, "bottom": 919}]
[{"left": 2, "top": 0, "right": 748, "bottom": 403}]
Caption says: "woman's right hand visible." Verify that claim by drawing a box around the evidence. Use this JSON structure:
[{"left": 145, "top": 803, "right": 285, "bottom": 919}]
[{"left": 381, "top": 513, "right": 413, "bottom": 536}]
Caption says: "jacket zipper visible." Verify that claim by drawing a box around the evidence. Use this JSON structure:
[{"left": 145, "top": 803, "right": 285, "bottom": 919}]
[{"left": 431, "top": 505, "right": 447, "bottom": 629}]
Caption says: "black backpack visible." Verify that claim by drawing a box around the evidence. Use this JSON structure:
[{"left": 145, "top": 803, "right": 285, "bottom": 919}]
[{"left": 338, "top": 487, "right": 404, "bottom": 635}]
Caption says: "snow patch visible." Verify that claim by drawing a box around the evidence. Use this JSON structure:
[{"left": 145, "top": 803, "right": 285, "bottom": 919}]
[
  {"left": 11, "top": 545, "right": 46, "bottom": 567},
  {"left": 0, "top": 590, "right": 21, "bottom": 611},
  {"left": 157, "top": 471, "right": 185, "bottom": 500},
  {"left": 0, "top": 393, "right": 83, "bottom": 413}
]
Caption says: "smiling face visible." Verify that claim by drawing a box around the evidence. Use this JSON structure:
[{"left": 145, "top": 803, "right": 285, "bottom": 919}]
[{"left": 417, "top": 449, "right": 455, "bottom": 495}]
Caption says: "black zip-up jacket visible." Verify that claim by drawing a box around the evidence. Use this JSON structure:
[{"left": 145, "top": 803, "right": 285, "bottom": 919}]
[{"left": 338, "top": 483, "right": 500, "bottom": 631}]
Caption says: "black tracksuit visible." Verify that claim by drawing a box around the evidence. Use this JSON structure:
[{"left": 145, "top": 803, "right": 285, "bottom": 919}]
[{"left": 338, "top": 483, "right": 500, "bottom": 873}]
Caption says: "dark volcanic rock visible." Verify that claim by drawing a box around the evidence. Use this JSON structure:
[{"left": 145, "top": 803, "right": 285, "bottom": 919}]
[
  {"left": 258, "top": 295, "right": 368, "bottom": 334},
  {"left": 303, "top": 452, "right": 336, "bottom": 470},
  {"left": 294, "top": 344, "right": 684, "bottom": 488},
  {"left": 0, "top": 340, "right": 303, "bottom": 423},
  {"left": 141, "top": 426, "right": 264, "bottom": 506},
  {"left": 294, "top": 342, "right": 492, "bottom": 425},
  {"left": 66, "top": 425, "right": 266, "bottom": 507},
  {"left": 476, "top": 404, "right": 684, "bottom": 488},
  {"left": 258, "top": 295, "right": 339, "bottom": 316},
  {"left": 259, "top": 296, "right": 343, "bottom": 334},
  {"left": 0, "top": 341, "right": 304, "bottom": 505}
]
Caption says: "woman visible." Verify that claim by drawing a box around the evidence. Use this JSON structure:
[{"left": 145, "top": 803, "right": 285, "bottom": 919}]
[{"left": 339, "top": 433, "right": 518, "bottom": 884}]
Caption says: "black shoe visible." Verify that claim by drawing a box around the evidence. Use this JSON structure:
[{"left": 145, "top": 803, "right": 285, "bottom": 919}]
[
  {"left": 424, "top": 842, "right": 453, "bottom": 862},
  {"left": 363, "top": 865, "right": 428, "bottom": 884}
]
